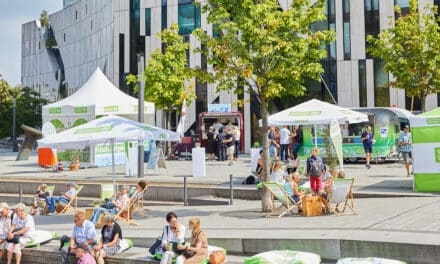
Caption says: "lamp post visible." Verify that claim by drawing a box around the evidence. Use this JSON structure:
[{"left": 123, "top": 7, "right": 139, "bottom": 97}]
[
  {"left": 137, "top": 54, "right": 145, "bottom": 178},
  {"left": 12, "top": 95, "right": 18, "bottom": 152}
]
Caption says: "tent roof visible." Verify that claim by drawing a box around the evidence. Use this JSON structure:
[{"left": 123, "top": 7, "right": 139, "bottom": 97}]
[
  {"left": 37, "top": 115, "right": 180, "bottom": 149},
  {"left": 419, "top": 107, "right": 440, "bottom": 117},
  {"left": 43, "top": 68, "right": 154, "bottom": 115},
  {"left": 268, "top": 99, "right": 369, "bottom": 125}
]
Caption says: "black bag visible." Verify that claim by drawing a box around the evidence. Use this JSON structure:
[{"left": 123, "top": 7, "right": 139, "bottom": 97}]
[
  {"left": 182, "top": 249, "right": 196, "bottom": 258},
  {"left": 242, "top": 175, "right": 256, "bottom": 185},
  {"left": 308, "top": 158, "right": 322, "bottom": 177},
  {"left": 6, "top": 227, "right": 23, "bottom": 244},
  {"left": 149, "top": 226, "right": 168, "bottom": 255}
]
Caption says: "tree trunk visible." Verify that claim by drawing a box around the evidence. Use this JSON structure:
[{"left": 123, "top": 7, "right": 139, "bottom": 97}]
[
  {"left": 420, "top": 93, "right": 426, "bottom": 113},
  {"left": 259, "top": 95, "right": 274, "bottom": 212}
]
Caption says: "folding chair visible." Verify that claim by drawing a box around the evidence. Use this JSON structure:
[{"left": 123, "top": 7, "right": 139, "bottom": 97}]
[
  {"left": 115, "top": 185, "right": 149, "bottom": 226},
  {"left": 58, "top": 185, "right": 84, "bottom": 215},
  {"left": 328, "top": 178, "right": 356, "bottom": 215},
  {"left": 263, "top": 182, "right": 301, "bottom": 218}
]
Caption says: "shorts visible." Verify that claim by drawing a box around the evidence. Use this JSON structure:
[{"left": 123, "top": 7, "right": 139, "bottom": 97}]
[
  {"left": 363, "top": 145, "right": 372, "bottom": 154},
  {"left": 291, "top": 195, "right": 301, "bottom": 203},
  {"left": 402, "top": 151, "right": 411, "bottom": 163},
  {"left": 227, "top": 146, "right": 235, "bottom": 156}
]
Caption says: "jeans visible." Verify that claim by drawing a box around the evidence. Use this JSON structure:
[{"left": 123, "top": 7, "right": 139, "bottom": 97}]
[
  {"left": 269, "top": 145, "right": 276, "bottom": 158},
  {"left": 60, "top": 244, "right": 73, "bottom": 264},
  {"left": 234, "top": 140, "right": 240, "bottom": 158},
  {"left": 217, "top": 145, "right": 226, "bottom": 161},
  {"left": 291, "top": 143, "right": 300, "bottom": 155},
  {"left": 46, "top": 196, "right": 69, "bottom": 213},
  {"left": 89, "top": 207, "right": 115, "bottom": 225},
  {"left": 280, "top": 144, "right": 289, "bottom": 161}
]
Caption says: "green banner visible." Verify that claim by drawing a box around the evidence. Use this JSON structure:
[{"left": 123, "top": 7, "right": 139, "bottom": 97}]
[
  {"left": 288, "top": 111, "right": 321, "bottom": 117},
  {"left": 104, "top": 106, "right": 118, "bottom": 112},
  {"left": 74, "top": 125, "right": 114, "bottom": 134},
  {"left": 330, "top": 120, "right": 343, "bottom": 170},
  {"left": 263, "top": 182, "right": 289, "bottom": 207},
  {"left": 74, "top": 107, "right": 88, "bottom": 114},
  {"left": 412, "top": 126, "right": 440, "bottom": 144},
  {"left": 414, "top": 173, "right": 440, "bottom": 192},
  {"left": 49, "top": 107, "right": 62, "bottom": 114}
]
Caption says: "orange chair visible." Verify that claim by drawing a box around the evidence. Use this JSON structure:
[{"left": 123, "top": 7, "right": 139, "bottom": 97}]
[{"left": 38, "top": 148, "right": 57, "bottom": 171}]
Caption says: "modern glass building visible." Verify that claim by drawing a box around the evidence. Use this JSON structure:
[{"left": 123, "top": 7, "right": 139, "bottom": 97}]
[{"left": 22, "top": 0, "right": 440, "bottom": 152}]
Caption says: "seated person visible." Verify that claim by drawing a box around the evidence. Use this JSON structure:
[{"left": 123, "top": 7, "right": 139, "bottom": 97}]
[
  {"left": 60, "top": 210, "right": 97, "bottom": 264},
  {"left": 89, "top": 186, "right": 130, "bottom": 225},
  {"left": 269, "top": 161, "right": 286, "bottom": 183},
  {"left": 176, "top": 217, "right": 208, "bottom": 264},
  {"left": 119, "top": 180, "right": 148, "bottom": 219},
  {"left": 284, "top": 173, "right": 305, "bottom": 204},
  {"left": 286, "top": 152, "right": 300, "bottom": 174},
  {"left": 256, "top": 150, "right": 263, "bottom": 180},
  {"left": 160, "top": 212, "right": 186, "bottom": 264},
  {"left": 75, "top": 243, "right": 96, "bottom": 264},
  {"left": 31, "top": 184, "right": 50, "bottom": 215},
  {"left": 46, "top": 182, "right": 77, "bottom": 214},
  {"left": 92, "top": 215, "right": 122, "bottom": 264},
  {"left": 320, "top": 166, "right": 332, "bottom": 212},
  {"left": 0, "top": 203, "right": 14, "bottom": 260},
  {"left": 6, "top": 203, "right": 35, "bottom": 264}
]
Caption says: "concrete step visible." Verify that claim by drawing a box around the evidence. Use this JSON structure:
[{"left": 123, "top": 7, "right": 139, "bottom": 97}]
[
  {"left": 0, "top": 193, "right": 98, "bottom": 207},
  {"left": 188, "top": 195, "right": 231, "bottom": 206}
]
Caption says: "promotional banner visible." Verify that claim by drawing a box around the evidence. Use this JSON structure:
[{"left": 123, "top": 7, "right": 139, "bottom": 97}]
[
  {"left": 176, "top": 99, "right": 187, "bottom": 138},
  {"left": 330, "top": 120, "right": 344, "bottom": 170}
]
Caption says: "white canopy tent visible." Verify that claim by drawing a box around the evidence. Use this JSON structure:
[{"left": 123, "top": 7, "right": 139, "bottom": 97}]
[
  {"left": 42, "top": 68, "right": 155, "bottom": 130},
  {"left": 38, "top": 115, "right": 180, "bottom": 196},
  {"left": 268, "top": 99, "right": 369, "bottom": 147}
]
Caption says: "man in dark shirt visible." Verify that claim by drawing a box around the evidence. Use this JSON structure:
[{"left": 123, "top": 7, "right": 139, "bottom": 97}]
[
  {"left": 361, "top": 125, "right": 374, "bottom": 169},
  {"left": 216, "top": 128, "right": 226, "bottom": 161}
]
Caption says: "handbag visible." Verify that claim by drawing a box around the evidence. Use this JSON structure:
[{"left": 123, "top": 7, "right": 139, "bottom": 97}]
[
  {"left": 6, "top": 228, "right": 23, "bottom": 244},
  {"left": 209, "top": 250, "right": 226, "bottom": 264},
  {"left": 182, "top": 249, "right": 196, "bottom": 258},
  {"left": 149, "top": 226, "right": 168, "bottom": 255}
]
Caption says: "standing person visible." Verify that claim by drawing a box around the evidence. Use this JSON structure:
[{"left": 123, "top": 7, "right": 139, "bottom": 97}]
[
  {"left": 76, "top": 243, "right": 96, "bottom": 264},
  {"left": 60, "top": 210, "right": 97, "bottom": 264},
  {"left": 287, "top": 152, "right": 300, "bottom": 174},
  {"left": 268, "top": 127, "right": 279, "bottom": 159},
  {"left": 291, "top": 125, "right": 303, "bottom": 155},
  {"left": 6, "top": 203, "right": 35, "bottom": 264},
  {"left": 46, "top": 182, "right": 77, "bottom": 214},
  {"left": 216, "top": 128, "right": 226, "bottom": 161},
  {"left": 361, "top": 125, "right": 375, "bottom": 169},
  {"left": 224, "top": 127, "right": 235, "bottom": 165},
  {"left": 225, "top": 120, "right": 234, "bottom": 132},
  {"left": 206, "top": 127, "right": 216, "bottom": 161},
  {"left": 92, "top": 215, "right": 123, "bottom": 264},
  {"left": 177, "top": 217, "right": 208, "bottom": 264},
  {"left": 0, "top": 203, "right": 14, "bottom": 261},
  {"left": 279, "top": 126, "right": 291, "bottom": 161},
  {"left": 212, "top": 120, "right": 223, "bottom": 135},
  {"left": 233, "top": 126, "right": 241, "bottom": 160},
  {"left": 160, "top": 212, "right": 186, "bottom": 264},
  {"left": 399, "top": 125, "right": 412, "bottom": 177},
  {"left": 274, "top": 127, "right": 281, "bottom": 160},
  {"left": 306, "top": 148, "right": 324, "bottom": 195}
]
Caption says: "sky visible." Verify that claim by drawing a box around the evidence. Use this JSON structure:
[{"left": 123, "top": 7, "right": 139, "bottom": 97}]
[{"left": 0, "top": 0, "right": 63, "bottom": 86}]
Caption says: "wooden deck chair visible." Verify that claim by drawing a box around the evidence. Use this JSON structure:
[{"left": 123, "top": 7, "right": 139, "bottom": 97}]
[
  {"left": 58, "top": 185, "right": 84, "bottom": 215},
  {"left": 328, "top": 178, "right": 356, "bottom": 216},
  {"left": 263, "top": 182, "right": 300, "bottom": 218},
  {"left": 115, "top": 185, "right": 148, "bottom": 226}
]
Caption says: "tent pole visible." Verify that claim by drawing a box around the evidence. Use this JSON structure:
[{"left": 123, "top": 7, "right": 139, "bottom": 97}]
[
  {"left": 111, "top": 138, "right": 116, "bottom": 199},
  {"left": 314, "top": 124, "right": 318, "bottom": 149}
]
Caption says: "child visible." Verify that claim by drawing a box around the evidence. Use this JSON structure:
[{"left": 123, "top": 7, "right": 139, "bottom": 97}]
[
  {"left": 31, "top": 184, "right": 50, "bottom": 215},
  {"left": 284, "top": 173, "right": 305, "bottom": 204}
]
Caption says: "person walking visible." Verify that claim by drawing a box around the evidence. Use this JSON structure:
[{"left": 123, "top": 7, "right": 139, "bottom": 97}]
[
  {"left": 361, "top": 125, "right": 375, "bottom": 169},
  {"left": 291, "top": 125, "right": 302, "bottom": 155},
  {"left": 268, "top": 127, "right": 279, "bottom": 159},
  {"left": 279, "top": 126, "right": 291, "bottom": 161},
  {"left": 399, "top": 125, "right": 412, "bottom": 177},
  {"left": 306, "top": 148, "right": 324, "bottom": 195},
  {"left": 233, "top": 126, "right": 240, "bottom": 160},
  {"left": 216, "top": 128, "right": 226, "bottom": 161}
]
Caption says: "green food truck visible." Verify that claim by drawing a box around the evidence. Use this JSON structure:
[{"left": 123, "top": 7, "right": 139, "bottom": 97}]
[{"left": 298, "top": 107, "right": 415, "bottom": 162}]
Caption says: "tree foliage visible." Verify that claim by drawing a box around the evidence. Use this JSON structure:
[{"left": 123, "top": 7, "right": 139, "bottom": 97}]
[
  {"left": 193, "top": 0, "right": 334, "bottom": 211},
  {"left": 127, "top": 23, "right": 195, "bottom": 129},
  {"left": 367, "top": 0, "right": 440, "bottom": 112},
  {"left": 0, "top": 74, "right": 10, "bottom": 102},
  {"left": 0, "top": 86, "right": 48, "bottom": 138}
]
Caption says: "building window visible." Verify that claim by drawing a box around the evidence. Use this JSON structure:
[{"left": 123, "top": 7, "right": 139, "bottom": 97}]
[
  {"left": 162, "top": 0, "right": 167, "bottom": 30},
  {"left": 145, "top": 8, "right": 151, "bottom": 36},
  {"left": 75, "top": 10, "right": 78, "bottom": 20},
  {"left": 364, "top": 0, "right": 380, "bottom": 58},
  {"left": 63, "top": 33, "right": 66, "bottom": 42},
  {"left": 119, "top": 33, "right": 125, "bottom": 91},
  {"left": 343, "top": 0, "right": 351, "bottom": 60},
  {"left": 91, "top": 20, "right": 93, "bottom": 30},
  {"left": 374, "top": 59, "right": 390, "bottom": 107},
  {"left": 359, "top": 60, "right": 367, "bottom": 107},
  {"left": 310, "top": 0, "right": 336, "bottom": 60},
  {"left": 183, "top": 35, "right": 190, "bottom": 66},
  {"left": 85, "top": 4, "right": 87, "bottom": 14},
  {"left": 178, "top": 0, "right": 201, "bottom": 35},
  {"left": 395, "top": 0, "right": 410, "bottom": 17},
  {"left": 212, "top": 24, "right": 220, "bottom": 38},
  {"left": 38, "top": 41, "right": 41, "bottom": 50},
  {"left": 405, "top": 89, "right": 421, "bottom": 111}
]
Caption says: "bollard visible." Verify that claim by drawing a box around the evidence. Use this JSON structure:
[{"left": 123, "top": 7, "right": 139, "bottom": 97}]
[
  {"left": 229, "top": 174, "right": 233, "bottom": 205},
  {"left": 184, "top": 176, "right": 188, "bottom": 206},
  {"left": 19, "top": 184, "right": 23, "bottom": 204}
]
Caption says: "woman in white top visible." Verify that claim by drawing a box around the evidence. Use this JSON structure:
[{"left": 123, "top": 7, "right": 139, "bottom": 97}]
[
  {"left": 6, "top": 203, "right": 35, "bottom": 264},
  {"left": 160, "top": 212, "right": 186, "bottom": 264},
  {"left": 270, "top": 161, "right": 287, "bottom": 183},
  {"left": 287, "top": 152, "right": 300, "bottom": 174},
  {"left": 233, "top": 126, "right": 241, "bottom": 160}
]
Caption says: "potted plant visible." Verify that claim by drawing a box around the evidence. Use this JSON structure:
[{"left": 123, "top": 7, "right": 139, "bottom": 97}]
[
  {"left": 64, "top": 149, "right": 80, "bottom": 171},
  {"left": 323, "top": 128, "right": 339, "bottom": 177}
]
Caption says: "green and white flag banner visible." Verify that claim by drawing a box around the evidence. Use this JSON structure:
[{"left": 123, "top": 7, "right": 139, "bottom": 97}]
[{"left": 330, "top": 119, "right": 344, "bottom": 171}]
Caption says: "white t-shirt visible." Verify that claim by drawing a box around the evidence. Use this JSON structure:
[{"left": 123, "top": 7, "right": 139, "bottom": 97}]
[
  {"left": 270, "top": 170, "right": 287, "bottom": 183},
  {"left": 234, "top": 130, "right": 241, "bottom": 141},
  {"left": 12, "top": 214, "right": 35, "bottom": 237},
  {"left": 280, "top": 128, "right": 291, "bottom": 145},
  {"left": 161, "top": 223, "right": 186, "bottom": 244}
]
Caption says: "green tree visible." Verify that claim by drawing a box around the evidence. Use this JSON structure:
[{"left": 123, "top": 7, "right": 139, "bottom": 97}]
[
  {"left": 127, "top": 23, "right": 195, "bottom": 131},
  {"left": 40, "top": 10, "right": 50, "bottom": 27},
  {"left": 367, "top": 0, "right": 440, "bottom": 112},
  {"left": 193, "top": 0, "right": 334, "bottom": 211},
  {"left": 0, "top": 74, "right": 10, "bottom": 102}
]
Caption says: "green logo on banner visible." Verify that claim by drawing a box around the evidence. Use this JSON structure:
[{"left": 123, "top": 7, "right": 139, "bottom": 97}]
[
  {"left": 435, "top": 148, "right": 440, "bottom": 163},
  {"left": 49, "top": 107, "right": 62, "bottom": 114},
  {"left": 104, "top": 106, "right": 118, "bottom": 112},
  {"left": 74, "top": 107, "right": 88, "bottom": 114},
  {"left": 74, "top": 125, "right": 114, "bottom": 134},
  {"left": 427, "top": 118, "right": 440, "bottom": 125},
  {"left": 289, "top": 111, "right": 321, "bottom": 117}
]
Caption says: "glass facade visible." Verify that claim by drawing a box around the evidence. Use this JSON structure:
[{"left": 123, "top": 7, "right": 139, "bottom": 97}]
[
  {"left": 358, "top": 60, "right": 367, "bottom": 107},
  {"left": 119, "top": 34, "right": 127, "bottom": 92},
  {"left": 145, "top": 8, "right": 151, "bottom": 36},
  {"left": 129, "top": 0, "right": 141, "bottom": 95},
  {"left": 374, "top": 59, "right": 390, "bottom": 107},
  {"left": 395, "top": 0, "right": 410, "bottom": 16},
  {"left": 162, "top": 0, "right": 167, "bottom": 30},
  {"left": 178, "top": 0, "right": 201, "bottom": 35},
  {"left": 364, "top": 0, "right": 380, "bottom": 59},
  {"left": 343, "top": 0, "right": 351, "bottom": 60}
]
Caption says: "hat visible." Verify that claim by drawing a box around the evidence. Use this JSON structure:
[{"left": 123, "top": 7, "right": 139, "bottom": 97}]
[
  {"left": 404, "top": 125, "right": 410, "bottom": 129},
  {"left": 66, "top": 182, "right": 76, "bottom": 187},
  {"left": 76, "top": 243, "right": 89, "bottom": 252},
  {"left": 0, "top": 202, "right": 9, "bottom": 212}
]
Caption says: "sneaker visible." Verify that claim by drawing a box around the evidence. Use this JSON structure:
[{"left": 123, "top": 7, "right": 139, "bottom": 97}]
[
  {"left": 228, "top": 161, "right": 233, "bottom": 166},
  {"left": 47, "top": 212, "right": 54, "bottom": 216},
  {"left": 407, "top": 173, "right": 411, "bottom": 177},
  {"left": 366, "top": 164, "right": 371, "bottom": 169}
]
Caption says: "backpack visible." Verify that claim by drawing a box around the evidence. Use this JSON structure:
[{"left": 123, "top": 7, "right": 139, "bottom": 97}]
[
  {"left": 308, "top": 158, "right": 322, "bottom": 177},
  {"left": 242, "top": 175, "right": 256, "bottom": 185}
]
